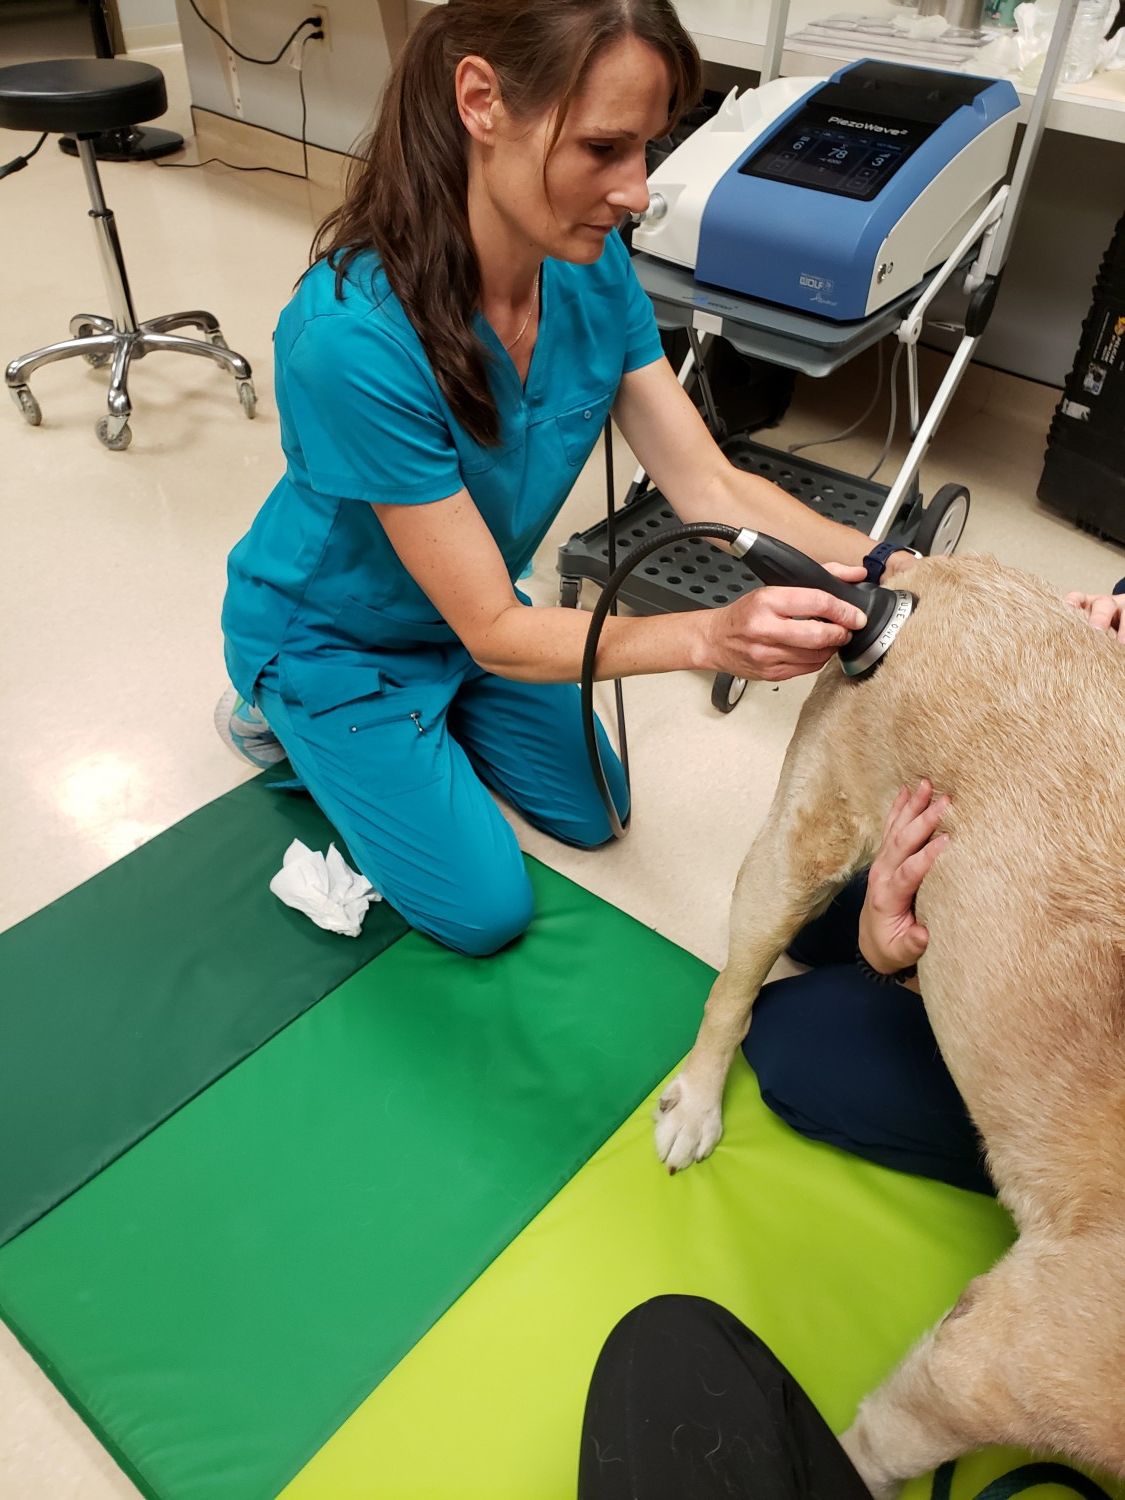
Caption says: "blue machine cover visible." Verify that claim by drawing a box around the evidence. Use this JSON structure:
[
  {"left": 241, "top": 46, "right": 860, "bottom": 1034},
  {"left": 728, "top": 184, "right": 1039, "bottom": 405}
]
[{"left": 696, "top": 60, "right": 1018, "bottom": 321}]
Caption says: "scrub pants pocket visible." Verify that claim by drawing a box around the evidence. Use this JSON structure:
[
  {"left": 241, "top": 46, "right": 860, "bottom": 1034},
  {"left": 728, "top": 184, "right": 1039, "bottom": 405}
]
[
  {"left": 254, "top": 655, "right": 629, "bottom": 959},
  {"left": 278, "top": 670, "right": 444, "bottom": 799},
  {"left": 256, "top": 656, "right": 534, "bottom": 958}
]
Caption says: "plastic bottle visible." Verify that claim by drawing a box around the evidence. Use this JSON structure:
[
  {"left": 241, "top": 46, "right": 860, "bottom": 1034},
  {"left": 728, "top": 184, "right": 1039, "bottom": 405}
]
[{"left": 1060, "top": 0, "right": 1112, "bottom": 84}]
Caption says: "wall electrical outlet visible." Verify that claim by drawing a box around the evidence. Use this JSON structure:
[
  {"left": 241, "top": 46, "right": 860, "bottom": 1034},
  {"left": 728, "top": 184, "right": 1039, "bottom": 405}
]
[{"left": 308, "top": 5, "right": 330, "bottom": 49}]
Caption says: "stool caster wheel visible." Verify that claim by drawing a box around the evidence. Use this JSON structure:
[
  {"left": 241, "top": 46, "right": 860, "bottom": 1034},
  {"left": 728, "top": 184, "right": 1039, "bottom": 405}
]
[
  {"left": 95, "top": 414, "right": 132, "bottom": 451},
  {"left": 559, "top": 576, "right": 581, "bottom": 609},
  {"left": 237, "top": 379, "right": 257, "bottom": 419},
  {"left": 10, "top": 384, "right": 42, "bottom": 426},
  {"left": 76, "top": 323, "right": 112, "bottom": 368},
  {"left": 711, "top": 672, "right": 748, "bottom": 714}
]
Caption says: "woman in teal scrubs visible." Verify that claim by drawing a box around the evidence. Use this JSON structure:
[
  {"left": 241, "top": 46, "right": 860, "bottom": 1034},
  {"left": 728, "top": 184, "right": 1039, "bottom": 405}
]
[{"left": 221, "top": 0, "right": 913, "bottom": 956}]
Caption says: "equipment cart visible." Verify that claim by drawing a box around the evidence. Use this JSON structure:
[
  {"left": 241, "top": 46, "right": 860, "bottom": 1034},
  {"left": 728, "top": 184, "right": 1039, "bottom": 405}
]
[{"left": 557, "top": 0, "right": 1083, "bottom": 711}]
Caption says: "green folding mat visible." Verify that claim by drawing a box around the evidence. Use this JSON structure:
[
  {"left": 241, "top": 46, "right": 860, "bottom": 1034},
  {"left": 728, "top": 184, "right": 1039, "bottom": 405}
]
[
  {"left": 0, "top": 858, "right": 712, "bottom": 1500},
  {"left": 0, "top": 769, "right": 409, "bottom": 1249},
  {"left": 280, "top": 1061, "right": 1124, "bottom": 1500}
]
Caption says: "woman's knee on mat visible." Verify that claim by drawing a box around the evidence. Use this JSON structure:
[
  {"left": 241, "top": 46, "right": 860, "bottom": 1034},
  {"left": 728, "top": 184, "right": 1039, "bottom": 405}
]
[{"left": 414, "top": 861, "right": 535, "bottom": 957}]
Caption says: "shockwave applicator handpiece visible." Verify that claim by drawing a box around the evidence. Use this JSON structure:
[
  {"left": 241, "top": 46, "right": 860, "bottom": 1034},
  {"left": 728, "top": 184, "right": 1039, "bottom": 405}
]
[{"left": 729, "top": 528, "right": 916, "bottom": 678}]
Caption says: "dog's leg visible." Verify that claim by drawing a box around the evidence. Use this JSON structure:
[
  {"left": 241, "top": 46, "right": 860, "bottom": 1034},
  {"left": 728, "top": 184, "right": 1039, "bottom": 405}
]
[
  {"left": 655, "top": 692, "right": 870, "bottom": 1171},
  {"left": 839, "top": 1238, "right": 1124, "bottom": 1498}
]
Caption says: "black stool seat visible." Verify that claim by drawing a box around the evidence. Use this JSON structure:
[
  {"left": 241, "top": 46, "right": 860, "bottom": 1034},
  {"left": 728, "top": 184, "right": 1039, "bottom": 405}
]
[{"left": 0, "top": 59, "right": 167, "bottom": 135}]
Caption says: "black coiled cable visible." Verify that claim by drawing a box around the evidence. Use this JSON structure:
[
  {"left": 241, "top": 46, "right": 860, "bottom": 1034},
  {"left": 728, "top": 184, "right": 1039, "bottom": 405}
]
[{"left": 580, "top": 514, "right": 744, "bottom": 840}]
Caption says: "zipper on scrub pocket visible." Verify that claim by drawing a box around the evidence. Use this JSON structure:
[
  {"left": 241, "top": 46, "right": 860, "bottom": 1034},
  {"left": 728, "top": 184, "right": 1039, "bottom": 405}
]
[{"left": 347, "top": 708, "right": 428, "bottom": 734}]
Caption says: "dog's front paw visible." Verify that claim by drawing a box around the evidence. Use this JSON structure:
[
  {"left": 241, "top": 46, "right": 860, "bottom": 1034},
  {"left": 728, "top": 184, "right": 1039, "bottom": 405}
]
[
  {"left": 653, "top": 1071, "right": 723, "bottom": 1172},
  {"left": 838, "top": 1422, "right": 903, "bottom": 1500}
]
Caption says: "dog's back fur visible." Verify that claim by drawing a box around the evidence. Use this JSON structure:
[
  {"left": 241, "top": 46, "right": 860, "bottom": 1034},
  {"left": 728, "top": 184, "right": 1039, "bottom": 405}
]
[
  {"left": 830, "top": 555, "right": 1125, "bottom": 1234},
  {"left": 655, "top": 553, "right": 1125, "bottom": 1492}
]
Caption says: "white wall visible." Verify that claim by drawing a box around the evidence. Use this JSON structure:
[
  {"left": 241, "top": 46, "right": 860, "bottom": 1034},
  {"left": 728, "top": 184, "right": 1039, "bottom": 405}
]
[
  {"left": 118, "top": 0, "right": 180, "bottom": 49},
  {"left": 118, "top": 0, "right": 178, "bottom": 26},
  {"left": 174, "top": 0, "right": 403, "bottom": 156}
]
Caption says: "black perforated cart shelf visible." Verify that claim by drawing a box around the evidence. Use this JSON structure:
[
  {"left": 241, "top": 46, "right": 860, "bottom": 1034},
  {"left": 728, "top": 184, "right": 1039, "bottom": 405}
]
[{"left": 557, "top": 434, "right": 921, "bottom": 615}]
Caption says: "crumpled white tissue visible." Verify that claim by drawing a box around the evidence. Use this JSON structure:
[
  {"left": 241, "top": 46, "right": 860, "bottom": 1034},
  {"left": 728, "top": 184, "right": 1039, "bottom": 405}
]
[{"left": 269, "top": 839, "right": 381, "bottom": 937}]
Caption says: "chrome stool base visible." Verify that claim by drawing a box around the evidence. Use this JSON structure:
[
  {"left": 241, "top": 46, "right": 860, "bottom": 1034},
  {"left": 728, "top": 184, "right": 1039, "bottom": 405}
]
[{"left": 6, "top": 138, "right": 255, "bottom": 449}]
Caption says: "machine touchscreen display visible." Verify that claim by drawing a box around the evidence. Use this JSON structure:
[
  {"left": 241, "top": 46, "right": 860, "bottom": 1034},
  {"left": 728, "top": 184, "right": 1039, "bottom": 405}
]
[{"left": 738, "top": 104, "right": 937, "bottom": 201}]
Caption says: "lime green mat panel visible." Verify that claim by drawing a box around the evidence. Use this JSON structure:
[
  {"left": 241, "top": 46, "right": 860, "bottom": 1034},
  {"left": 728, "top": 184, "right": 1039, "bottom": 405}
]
[
  {"left": 283, "top": 1061, "right": 1123, "bottom": 1500},
  {"left": 0, "top": 859, "right": 710, "bottom": 1500},
  {"left": 0, "top": 769, "right": 408, "bottom": 1248}
]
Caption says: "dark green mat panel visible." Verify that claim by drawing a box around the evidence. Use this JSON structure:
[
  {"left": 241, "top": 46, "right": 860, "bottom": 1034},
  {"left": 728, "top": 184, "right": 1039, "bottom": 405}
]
[
  {"left": 0, "top": 858, "right": 710, "bottom": 1500},
  {"left": 0, "top": 771, "right": 409, "bottom": 1249}
]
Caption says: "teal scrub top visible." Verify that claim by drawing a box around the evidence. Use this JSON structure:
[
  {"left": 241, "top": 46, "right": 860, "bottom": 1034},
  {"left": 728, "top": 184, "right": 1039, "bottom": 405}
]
[{"left": 221, "top": 229, "right": 665, "bottom": 703}]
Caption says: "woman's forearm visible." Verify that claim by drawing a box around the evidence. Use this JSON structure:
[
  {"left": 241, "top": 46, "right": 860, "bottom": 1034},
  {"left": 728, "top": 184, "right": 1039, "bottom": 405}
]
[
  {"left": 473, "top": 600, "right": 708, "bottom": 683},
  {"left": 677, "top": 465, "right": 872, "bottom": 569}
]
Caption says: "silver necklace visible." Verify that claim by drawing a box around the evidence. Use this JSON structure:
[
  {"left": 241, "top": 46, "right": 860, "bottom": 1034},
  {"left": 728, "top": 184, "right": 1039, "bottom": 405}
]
[{"left": 503, "top": 272, "right": 540, "bottom": 352}]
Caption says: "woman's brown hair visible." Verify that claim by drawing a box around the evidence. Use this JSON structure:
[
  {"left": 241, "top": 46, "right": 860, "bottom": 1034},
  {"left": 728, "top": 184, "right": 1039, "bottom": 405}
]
[{"left": 311, "top": 0, "right": 700, "bottom": 446}]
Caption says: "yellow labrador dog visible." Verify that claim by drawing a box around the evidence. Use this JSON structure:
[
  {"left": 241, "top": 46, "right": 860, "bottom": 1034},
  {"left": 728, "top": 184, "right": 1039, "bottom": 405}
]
[{"left": 654, "top": 553, "right": 1125, "bottom": 1497}]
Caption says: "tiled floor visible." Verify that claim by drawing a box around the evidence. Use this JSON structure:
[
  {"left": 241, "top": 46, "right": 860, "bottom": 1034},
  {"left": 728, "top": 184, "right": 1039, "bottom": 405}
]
[{"left": 2, "top": 37, "right": 1122, "bottom": 1499}]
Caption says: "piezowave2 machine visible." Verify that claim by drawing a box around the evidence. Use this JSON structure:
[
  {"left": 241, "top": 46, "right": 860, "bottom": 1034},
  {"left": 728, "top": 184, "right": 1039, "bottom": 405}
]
[
  {"left": 566, "top": 0, "right": 1087, "bottom": 835},
  {"left": 633, "top": 61, "right": 1020, "bottom": 320}
]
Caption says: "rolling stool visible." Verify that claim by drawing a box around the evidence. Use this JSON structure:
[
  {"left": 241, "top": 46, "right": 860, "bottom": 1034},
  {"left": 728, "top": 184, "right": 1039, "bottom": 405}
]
[{"left": 0, "top": 58, "right": 256, "bottom": 451}]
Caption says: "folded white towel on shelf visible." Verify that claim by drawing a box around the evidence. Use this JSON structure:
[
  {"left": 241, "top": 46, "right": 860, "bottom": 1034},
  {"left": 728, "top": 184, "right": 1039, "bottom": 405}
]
[{"left": 269, "top": 839, "right": 381, "bottom": 938}]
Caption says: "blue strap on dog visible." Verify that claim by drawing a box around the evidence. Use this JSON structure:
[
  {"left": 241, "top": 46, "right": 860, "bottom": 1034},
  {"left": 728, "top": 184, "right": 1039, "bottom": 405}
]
[
  {"left": 931, "top": 1461, "right": 1113, "bottom": 1499},
  {"left": 862, "top": 540, "right": 917, "bottom": 584}
]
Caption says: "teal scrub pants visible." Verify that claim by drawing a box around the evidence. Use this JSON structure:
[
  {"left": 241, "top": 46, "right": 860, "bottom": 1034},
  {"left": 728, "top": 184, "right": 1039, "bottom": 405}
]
[{"left": 255, "top": 649, "right": 629, "bottom": 957}]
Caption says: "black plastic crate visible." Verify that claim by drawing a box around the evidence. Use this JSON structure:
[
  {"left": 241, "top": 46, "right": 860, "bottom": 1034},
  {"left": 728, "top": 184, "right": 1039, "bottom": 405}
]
[
  {"left": 1039, "top": 420, "right": 1125, "bottom": 547},
  {"left": 1039, "top": 216, "right": 1125, "bottom": 543},
  {"left": 557, "top": 435, "right": 919, "bottom": 613},
  {"left": 1091, "top": 214, "right": 1125, "bottom": 298}
]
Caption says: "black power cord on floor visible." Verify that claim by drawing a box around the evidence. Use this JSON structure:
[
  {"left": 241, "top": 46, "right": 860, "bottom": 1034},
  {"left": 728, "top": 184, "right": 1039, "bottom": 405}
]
[
  {"left": 156, "top": 36, "right": 316, "bottom": 182},
  {"left": 156, "top": 6, "right": 322, "bottom": 182},
  {"left": 0, "top": 130, "right": 48, "bottom": 183}
]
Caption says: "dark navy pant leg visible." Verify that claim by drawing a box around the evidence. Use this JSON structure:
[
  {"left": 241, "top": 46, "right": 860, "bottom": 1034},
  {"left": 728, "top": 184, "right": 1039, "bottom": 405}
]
[
  {"left": 786, "top": 871, "right": 869, "bottom": 968},
  {"left": 744, "top": 966, "right": 993, "bottom": 1195}
]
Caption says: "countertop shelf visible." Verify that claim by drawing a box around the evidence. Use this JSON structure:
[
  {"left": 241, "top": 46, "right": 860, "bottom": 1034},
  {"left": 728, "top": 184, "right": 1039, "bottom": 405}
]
[
  {"left": 676, "top": 0, "right": 1125, "bottom": 144},
  {"left": 414, "top": 0, "right": 1125, "bottom": 143}
]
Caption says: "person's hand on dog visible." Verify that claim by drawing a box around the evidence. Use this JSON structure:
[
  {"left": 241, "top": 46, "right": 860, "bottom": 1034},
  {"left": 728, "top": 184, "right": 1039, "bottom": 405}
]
[
  {"left": 859, "top": 780, "right": 950, "bottom": 976},
  {"left": 1065, "top": 590, "right": 1125, "bottom": 641},
  {"left": 699, "top": 563, "right": 867, "bottom": 683}
]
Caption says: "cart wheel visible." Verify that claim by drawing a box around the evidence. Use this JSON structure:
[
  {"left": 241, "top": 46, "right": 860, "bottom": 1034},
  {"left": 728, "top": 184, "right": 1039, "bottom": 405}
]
[
  {"left": 711, "top": 672, "right": 748, "bottom": 714},
  {"left": 913, "top": 485, "right": 970, "bottom": 556},
  {"left": 558, "top": 576, "right": 581, "bottom": 609},
  {"left": 237, "top": 379, "right": 257, "bottom": 420}
]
